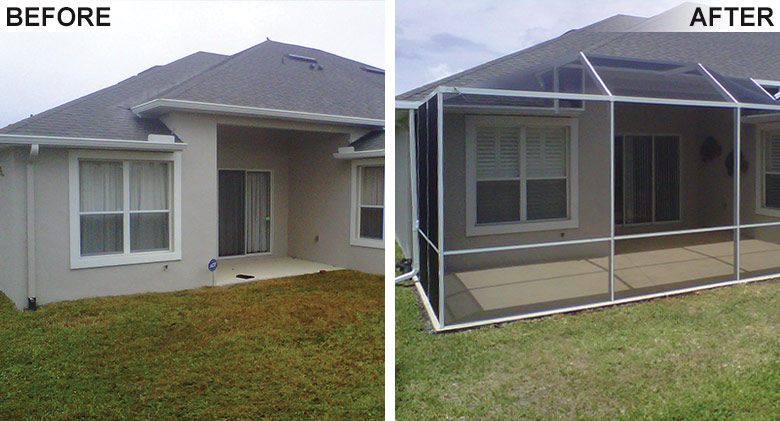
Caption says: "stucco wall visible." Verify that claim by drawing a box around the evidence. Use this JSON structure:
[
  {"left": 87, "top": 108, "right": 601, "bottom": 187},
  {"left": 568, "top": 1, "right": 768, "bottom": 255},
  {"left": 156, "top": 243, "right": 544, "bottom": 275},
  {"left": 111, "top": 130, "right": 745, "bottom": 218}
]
[
  {"left": 0, "top": 147, "right": 29, "bottom": 309},
  {"left": 15, "top": 113, "right": 218, "bottom": 308},
  {"left": 216, "top": 125, "right": 291, "bottom": 257},
  {"left": 287, "top": 132, "right": 384, "bottom": 274},
  {"left": 3, "top": 113, "right": 381, "bottom": 309}
]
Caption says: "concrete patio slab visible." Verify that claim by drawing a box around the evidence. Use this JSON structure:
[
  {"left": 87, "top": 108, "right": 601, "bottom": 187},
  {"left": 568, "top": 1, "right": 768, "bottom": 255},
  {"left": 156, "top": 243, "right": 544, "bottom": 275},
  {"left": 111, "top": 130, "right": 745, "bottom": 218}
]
[
  {"left": 443, "top": 234, "right": 780, "bottom": 325},
  {"left": 214, "top": 256, "right": 341, "bottom": 286}
]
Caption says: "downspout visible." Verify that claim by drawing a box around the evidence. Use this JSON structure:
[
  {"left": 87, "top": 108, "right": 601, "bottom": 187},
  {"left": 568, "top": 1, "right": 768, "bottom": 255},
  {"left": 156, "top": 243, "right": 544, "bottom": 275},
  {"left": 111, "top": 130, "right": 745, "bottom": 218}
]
[
  {"left": 26, "top": 144, "right": 39, "bottom": 310},
  {"left": 395, "top": 109, "right": 420, "bottom": 283}
]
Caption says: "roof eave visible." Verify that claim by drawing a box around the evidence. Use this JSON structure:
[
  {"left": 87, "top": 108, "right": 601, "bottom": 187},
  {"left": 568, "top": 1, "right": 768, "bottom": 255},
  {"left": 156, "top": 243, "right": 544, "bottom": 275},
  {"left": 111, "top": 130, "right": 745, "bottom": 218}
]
[
  {"left": 132, "top": 98, "right": 384, "bottom": 128},
  {"left": 0, "top": 134, "right": 187, "bottom": 151}
]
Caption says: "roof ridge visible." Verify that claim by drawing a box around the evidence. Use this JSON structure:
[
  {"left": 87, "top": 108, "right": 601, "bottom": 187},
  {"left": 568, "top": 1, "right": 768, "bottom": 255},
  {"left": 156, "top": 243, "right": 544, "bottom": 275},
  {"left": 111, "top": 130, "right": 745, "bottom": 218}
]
[
  {"left": 151, "top": 39, "right": 383, "bottom": 104},
  {"left": 576, "top": 7, "right": 684, "bottom": 58},
  {"left": 397, "top": 14, "right": 641, "bottom": 100},
  {"left": 266, "top": 39, "right": 385, "bottom": 70},
  {"left": 134, "top": 45, "right": 243, "bottom": 104},
  {"left": 2, "top": 51, "right": 225, "bottom": 133}
]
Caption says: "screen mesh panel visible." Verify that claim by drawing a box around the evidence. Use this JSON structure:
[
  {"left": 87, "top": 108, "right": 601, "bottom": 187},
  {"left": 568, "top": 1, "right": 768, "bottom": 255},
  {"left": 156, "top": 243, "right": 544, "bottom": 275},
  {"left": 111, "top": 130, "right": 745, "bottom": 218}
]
[
  {"left": 740, "top": 226, "right": 780, "bottom": 279},
  {"left": 443, "top": 241, "right": 610, "bottom": 325},
  {"left": 416, "top": 94, "right": 442, "bottom": 320},
  {"left": 587, "top": 55, "right": 730, "bottom": 102},
  {"left": 614, "top": 230, "right": 735, "bottom": 300},
  {"left": 708, "top": 71, "right": 779, "bottom": 105},
  {"left": 654, "top": 136, "right": 680, "bottom": 222}
]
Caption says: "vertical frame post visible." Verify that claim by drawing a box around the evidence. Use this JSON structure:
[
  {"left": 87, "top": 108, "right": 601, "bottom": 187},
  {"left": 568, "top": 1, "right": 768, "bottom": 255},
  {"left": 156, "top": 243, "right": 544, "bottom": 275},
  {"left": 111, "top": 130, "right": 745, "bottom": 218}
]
[
  {"left": 437, "top": 91, "right": 446, "bottom": 327},
  {"left": 609, "top": 101, "right": 616, "bottom": 301},
  {"left": 734, "top": 107, "right": 741, "bottom": 281},
  {"left": 408, "top": 109, "right": 420, "bottom": 275}
]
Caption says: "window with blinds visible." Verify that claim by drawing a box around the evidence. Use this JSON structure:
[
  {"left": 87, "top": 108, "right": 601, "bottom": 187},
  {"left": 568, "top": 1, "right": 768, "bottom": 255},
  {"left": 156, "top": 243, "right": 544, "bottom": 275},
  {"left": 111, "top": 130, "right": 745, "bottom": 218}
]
[
  {"left": 764, "top": 130, "right": 780, "bottom": 209},
  {"left": 472, "top": 118, "right": 570, "bottom": 226}
]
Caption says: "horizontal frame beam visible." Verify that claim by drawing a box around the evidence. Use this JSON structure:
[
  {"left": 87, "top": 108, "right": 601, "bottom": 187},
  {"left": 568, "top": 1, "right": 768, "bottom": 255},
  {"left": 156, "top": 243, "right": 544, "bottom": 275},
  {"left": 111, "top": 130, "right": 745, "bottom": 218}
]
[
  {"left": 436, "top": 86, "right": 780, "bottom": 111},
  {"left": 443, "top": 236, "right": 610, "bottom": 256},
  {"left": 431, "top": 272, "right": 780, "bottom": 332}
]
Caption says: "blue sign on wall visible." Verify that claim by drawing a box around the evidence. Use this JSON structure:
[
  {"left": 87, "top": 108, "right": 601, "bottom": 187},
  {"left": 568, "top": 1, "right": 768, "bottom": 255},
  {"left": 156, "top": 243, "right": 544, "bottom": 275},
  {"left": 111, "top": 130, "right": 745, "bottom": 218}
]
[{"left": 208, "top": 259, "right": 218, "bottom": 272}]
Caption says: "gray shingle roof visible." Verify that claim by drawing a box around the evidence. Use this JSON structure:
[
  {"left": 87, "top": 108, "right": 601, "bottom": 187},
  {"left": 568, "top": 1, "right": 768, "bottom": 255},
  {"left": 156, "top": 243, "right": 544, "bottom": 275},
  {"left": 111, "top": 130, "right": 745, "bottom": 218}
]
[
  {"left": 156, "top": 41, "right": 384, "bottom": 121},
  {"left": 397, "top": 13, "right": 780, "bottom": 102},
  {"left": 1, "top": 40, "right": 384, "bottom": 141},
  {"left": 0, "top": 52, "right": 228, "bottom": 141},
  {"left": 350, "top": 129, "right": 384, "bottom": 151}
]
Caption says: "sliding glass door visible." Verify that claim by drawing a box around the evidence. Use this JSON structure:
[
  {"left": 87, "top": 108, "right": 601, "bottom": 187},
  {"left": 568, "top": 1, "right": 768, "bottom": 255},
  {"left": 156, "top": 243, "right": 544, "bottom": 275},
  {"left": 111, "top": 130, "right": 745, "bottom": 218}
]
[
  {"left": 615, "top": 135, "right": 680, "bottom": 226},
  {"left": 218, "top": 170, "right": 271, "bottom": 256}
]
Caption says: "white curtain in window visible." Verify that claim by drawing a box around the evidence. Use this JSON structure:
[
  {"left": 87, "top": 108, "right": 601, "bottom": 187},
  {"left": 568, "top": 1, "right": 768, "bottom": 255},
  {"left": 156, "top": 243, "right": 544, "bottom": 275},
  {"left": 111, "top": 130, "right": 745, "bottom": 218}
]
[
  {"left": 79, "top": 161, "right": 122, "bottom": 212},
  {"left": 130, "top": 162, "right": 169, "bottom": 211},
  {"left": 361, "top": 166, "right": 384, "bottom": 206},
  {"left": 129, "top": 161, "right": 170, "bottom": 252},
  {"left": 359, "top": 166, "right": 384, "bottom": 239},
  {"left": 79, "top": 161, "right": 123, "bottom": 255},
  {"left": 245, "top": 172, "right": 271, "bottom": 253}
]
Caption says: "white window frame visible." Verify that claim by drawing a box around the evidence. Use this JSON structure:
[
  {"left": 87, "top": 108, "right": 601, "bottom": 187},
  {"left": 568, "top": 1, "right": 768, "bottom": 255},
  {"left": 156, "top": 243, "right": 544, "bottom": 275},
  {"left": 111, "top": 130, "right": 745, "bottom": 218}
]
[
  {"left": 465, "top": 115, "right": 579, "bottom": 236},
  {"left": 350, "top": 158, "right": 384, "bottom": 248},
  {"left": 756, "top": 123, "right": 780, "bottom": 218},
  {"left": 69, "top": 150, "right": 182, "bottom": 269}
]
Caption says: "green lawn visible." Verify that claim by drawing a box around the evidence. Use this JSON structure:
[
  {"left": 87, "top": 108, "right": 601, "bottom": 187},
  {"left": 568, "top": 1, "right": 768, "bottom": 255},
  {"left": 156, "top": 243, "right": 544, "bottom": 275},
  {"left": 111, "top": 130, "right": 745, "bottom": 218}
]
[
  {"left": 396, "top": 280, "right": 780, "bottom": 419},
  {"left": 0, "top": 270, "right": 383, "bottom": 420}
]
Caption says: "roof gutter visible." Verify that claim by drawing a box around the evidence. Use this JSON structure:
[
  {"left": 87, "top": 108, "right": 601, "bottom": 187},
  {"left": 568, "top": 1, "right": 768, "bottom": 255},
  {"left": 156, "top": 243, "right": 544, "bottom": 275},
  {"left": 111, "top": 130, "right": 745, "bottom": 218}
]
[
  {"left": 332, "top": 147, "right": 384, "bottom": 159},
  {"left": 132, "top": 98, "right": 385, "bottom": 128},
  {"left": 0, "top": 134, "right": 187, "bottom": 151}
]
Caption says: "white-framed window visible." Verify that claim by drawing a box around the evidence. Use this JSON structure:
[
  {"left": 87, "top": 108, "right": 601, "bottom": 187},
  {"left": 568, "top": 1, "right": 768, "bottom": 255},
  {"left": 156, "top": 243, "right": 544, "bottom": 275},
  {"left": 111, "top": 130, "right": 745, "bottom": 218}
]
[
  {"left": 350, "top": 158, "right": 384, "bottom": 248},
  {"left": 757, "top": 125, "right": 780, "bottom": 217},
  {"left": 69, "top": 150, "right": 182, "bottom": 269},
  {"left": 465, "top": 115, "right": 578, "bottom": 236}
]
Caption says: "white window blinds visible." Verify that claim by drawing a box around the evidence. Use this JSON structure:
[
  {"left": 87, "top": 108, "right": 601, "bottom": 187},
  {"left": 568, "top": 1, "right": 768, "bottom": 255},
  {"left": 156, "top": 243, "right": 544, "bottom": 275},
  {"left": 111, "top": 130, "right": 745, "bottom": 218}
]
[
  {"left": 476, "top": 127, "right": 520, "bottom": 180},
  {"left": 526, "top": 127, "right": 566, "bottom": 179},
  {"left": 474, "top": 122, "right": 569, "bottom": 224}
]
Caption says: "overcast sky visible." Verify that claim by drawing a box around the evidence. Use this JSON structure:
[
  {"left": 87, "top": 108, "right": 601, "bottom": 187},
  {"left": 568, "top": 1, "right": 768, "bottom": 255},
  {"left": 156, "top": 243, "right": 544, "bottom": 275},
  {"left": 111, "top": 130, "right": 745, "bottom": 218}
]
[
  {"left": 396, "top": 0, "right": 687, "bottom": 94},
  {"left": 0, "top": 1, "right": 384, "bottom": 128}
]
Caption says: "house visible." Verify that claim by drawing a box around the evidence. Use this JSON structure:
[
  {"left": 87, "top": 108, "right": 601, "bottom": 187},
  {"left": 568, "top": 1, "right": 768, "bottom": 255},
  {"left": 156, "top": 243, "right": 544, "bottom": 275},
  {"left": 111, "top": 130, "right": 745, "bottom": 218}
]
[
  {"left": 0, "top": 40, "right": 384, "bottom": 310},
  {"left": 396, "top": 8, "right": 780, "bottom": 330}
]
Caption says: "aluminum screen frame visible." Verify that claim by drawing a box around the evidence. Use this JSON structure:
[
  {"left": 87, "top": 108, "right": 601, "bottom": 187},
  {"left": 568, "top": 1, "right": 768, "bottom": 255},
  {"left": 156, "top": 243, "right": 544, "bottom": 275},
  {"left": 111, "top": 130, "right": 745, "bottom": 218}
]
[{"left": 408, "top": 51, "right": 780, "bottom": 330}]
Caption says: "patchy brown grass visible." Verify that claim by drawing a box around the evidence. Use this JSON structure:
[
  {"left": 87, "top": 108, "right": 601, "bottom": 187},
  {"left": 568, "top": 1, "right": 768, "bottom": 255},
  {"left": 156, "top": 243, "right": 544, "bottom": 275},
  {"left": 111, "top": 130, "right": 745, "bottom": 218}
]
[{"left": 0, "top": 270, "right": 383, "bottom": 420}]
